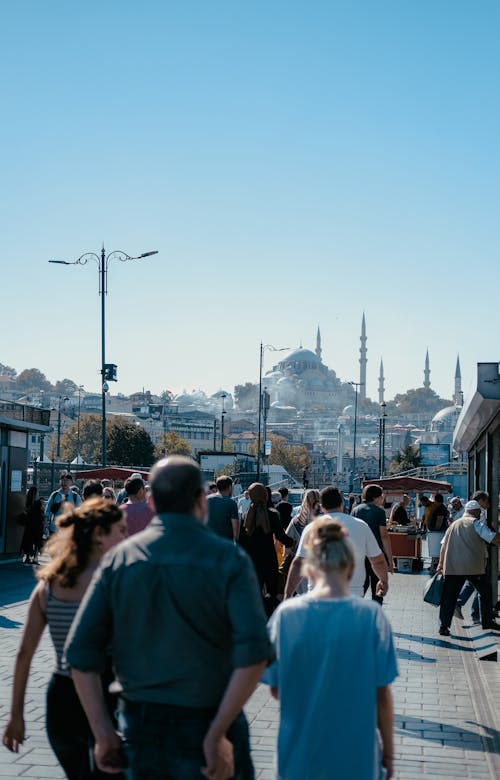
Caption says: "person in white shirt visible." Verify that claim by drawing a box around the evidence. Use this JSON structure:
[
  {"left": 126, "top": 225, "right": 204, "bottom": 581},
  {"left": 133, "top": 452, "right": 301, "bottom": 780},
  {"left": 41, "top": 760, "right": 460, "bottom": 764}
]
[{"left": 285, "top": 486, "right": 389, "bottom": 599}]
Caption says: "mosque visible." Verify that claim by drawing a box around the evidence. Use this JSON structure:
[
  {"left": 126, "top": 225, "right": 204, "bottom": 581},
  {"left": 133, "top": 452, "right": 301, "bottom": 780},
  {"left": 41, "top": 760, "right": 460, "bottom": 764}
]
[
  {"left": 261, "top": 316, "right": 462, "bottom": 420},
  {"left": 262, "top": 325, "right": 358, "bottom": 413}
]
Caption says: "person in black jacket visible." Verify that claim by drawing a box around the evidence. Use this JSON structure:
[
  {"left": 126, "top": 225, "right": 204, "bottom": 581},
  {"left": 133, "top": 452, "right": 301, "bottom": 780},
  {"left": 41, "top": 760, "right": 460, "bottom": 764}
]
[
  {"left": 239, "top": 483, "right": 293, "bottom": 615},
  {"left": 20, "top": 487, "right": 44, "bottom": 564}
]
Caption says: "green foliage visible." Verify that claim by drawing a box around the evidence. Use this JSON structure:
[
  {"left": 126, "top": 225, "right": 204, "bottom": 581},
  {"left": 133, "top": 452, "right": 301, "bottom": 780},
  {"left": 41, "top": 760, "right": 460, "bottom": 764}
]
[
  {"left": 0, "top": 363, "right": 17, "bottom": 379},
  {"left": 386, "top": 388, "right": 451, "bottom": 415},
  {"left": 107, "top": 418, "right": 155, "bottom": 467},
  {"left": 54, "top": 378, "right": 79, "bottom": 396},
  {"left": 389, "top": 444, "right": 422, "bottom": 474},
  {"left": 249, "top": 433, "right": 310, "bottom": 480},
  {"left": 16, "top": 368, "right": 53, "bottom": 394},
  {"left": 155, "top": 431, "right": 192, "bottom": 458},
  {"left": 60, "top": 414, "right": 102, "bottom": 463},
  {"left": 234, "top": 382, "right": 259, "bottom": 411},
  {"left": 60, "top": 414, "right": 155, "bottom": 466}
]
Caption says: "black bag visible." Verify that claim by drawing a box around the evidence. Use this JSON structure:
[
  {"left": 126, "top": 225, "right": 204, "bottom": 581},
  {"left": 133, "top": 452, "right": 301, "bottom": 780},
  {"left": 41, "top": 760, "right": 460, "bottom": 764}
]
[{"left": 423, "top": 572, "right": 443, "bottom": 606}]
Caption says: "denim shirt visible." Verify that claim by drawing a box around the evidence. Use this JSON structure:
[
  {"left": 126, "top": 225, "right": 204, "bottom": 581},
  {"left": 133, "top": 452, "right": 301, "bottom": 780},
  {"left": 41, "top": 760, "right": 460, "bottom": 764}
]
[{"left": 65, "top": 513, "right": 273, "bottom": 707}]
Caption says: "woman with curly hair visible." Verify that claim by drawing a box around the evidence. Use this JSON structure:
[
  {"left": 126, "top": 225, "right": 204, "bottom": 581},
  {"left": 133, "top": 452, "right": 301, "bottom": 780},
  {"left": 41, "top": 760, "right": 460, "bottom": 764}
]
[
  {"left": 263, "top": 517, "right": 398, "bottom": 780},
  {"left": 3, "top": 498, "right": 127, "bottom": 779}
]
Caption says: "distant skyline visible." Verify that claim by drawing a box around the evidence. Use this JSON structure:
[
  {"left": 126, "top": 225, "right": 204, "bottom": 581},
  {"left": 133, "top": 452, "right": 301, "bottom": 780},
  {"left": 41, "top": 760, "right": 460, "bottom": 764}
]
[{"left": 2, "top": 1, "right": 499, "bottom": 405}]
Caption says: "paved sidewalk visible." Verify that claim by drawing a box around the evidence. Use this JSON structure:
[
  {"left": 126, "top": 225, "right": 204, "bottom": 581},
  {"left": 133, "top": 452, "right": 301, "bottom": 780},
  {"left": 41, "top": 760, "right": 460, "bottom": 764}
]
[{"left": 1, "top": 562, "right": 499, "bottom": 779}]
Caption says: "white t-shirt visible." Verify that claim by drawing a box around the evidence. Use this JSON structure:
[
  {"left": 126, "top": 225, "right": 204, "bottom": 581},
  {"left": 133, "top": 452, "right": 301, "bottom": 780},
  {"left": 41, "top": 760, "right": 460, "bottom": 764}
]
[{"left": 295, "top": 512, "right": 381, "bottom": 595}]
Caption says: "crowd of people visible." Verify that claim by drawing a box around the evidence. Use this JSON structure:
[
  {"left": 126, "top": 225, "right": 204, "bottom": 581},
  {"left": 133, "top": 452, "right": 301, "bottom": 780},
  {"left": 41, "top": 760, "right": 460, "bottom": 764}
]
[{"left": 3, "top": 462, "right": 500, "bottom": 779}]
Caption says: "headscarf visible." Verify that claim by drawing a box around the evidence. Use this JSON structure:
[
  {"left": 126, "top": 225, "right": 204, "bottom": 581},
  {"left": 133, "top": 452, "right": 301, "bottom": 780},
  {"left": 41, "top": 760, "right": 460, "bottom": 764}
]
[{"left": 244, "top": 482, "right": 271, "bottom": 536}]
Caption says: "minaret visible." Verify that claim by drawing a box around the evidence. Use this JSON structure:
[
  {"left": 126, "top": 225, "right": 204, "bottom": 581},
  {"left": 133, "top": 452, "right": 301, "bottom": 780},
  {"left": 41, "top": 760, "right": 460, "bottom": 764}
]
[
  {"left": 315, "top": 325, "right": 322, "bottom": 360},
  {"left": 424, "top": 349, "right": 431, "bottom": 390},
  {"left": 378, "top": 358, "right": 385, "bottom": 404},
  {"left": 454, "top": 355, "right": 462, "bottom": 405},
  {"left": 359, "top": 313, "right": 367, "bottom": 401}
]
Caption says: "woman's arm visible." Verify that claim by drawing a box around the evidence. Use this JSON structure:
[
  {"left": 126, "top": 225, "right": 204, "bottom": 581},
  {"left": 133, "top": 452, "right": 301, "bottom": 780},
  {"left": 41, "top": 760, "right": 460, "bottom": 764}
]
[
  {"left": 377, "top": 685, "right": 394, "bottom": 779},
  {"left": 2, "top": 583, "right": 47, "bottom": 752}
]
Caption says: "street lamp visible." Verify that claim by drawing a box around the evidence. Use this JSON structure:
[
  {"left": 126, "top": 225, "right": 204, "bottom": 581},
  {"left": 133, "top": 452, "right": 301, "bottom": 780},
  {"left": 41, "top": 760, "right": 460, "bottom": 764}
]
[
  {"left": 220, "top": 392, "right": 227, "bottom": 451},
  {"left": 56, "top": 396, "right": 69, "bottom": 460},
  {"left": 49, "top": 246, "right": 158, "bottom": 466},
  {"left": 257, "top": 342, "right": 288, "bottom": 481},
  {"left": 348, "top": 381, "right": 364, "bottom": 492},
  {"left": 76, "top": 385, "right": 84, "bottom": 462},
  {"left": 378, "top": 401, "right": 387, "bottom": 477}
]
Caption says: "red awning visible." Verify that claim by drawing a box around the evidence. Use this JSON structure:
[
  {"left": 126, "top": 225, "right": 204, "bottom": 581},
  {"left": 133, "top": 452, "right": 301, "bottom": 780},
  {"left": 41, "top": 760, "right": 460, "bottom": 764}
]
[
  {"left": 73, "top": 467, "right": 150, "bottom": 481},
  {"left": 361, "top": 476, "right": 452, "bottom": 494}
]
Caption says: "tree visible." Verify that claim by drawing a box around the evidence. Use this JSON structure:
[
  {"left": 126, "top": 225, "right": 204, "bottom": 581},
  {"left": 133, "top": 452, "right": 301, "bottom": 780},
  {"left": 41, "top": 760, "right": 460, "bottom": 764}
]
[
  {"left": 0, "top": 363, "right": 17, "bottom": 379},
  {"left": 234, "top": 382, "right": 259, "bottom": 411},
  {"left": 60, "top": 414, "right": 102, "bottom": 463},
  {"left": 389, "top": 444, "right": 422, "bottom": 474},
  {"left": 60, "top": 414, "right": 155, "bottom": 466},
  {"left": 54, "top": 378, "right": 79, "bottom": 396},
  {"left": 107, "top": 418, "right": 155, "bottom": 466},
  {"left": 249, "top": 434, "right": 310, "bottom": 481},
  {"left": 16, "top": 368, "right": 53, "bottom": 394},
  {"left": 386, "top": 388, "right": 451, "bottom": 415},
  {"left": 155, "top": 431, "right": 192, "bottom": 458}
]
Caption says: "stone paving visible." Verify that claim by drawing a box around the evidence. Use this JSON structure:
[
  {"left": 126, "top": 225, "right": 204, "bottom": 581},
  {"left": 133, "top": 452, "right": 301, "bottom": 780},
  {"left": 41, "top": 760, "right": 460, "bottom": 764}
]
[{"left": 0, "top": 560, "right": 499, "bottom": 779}]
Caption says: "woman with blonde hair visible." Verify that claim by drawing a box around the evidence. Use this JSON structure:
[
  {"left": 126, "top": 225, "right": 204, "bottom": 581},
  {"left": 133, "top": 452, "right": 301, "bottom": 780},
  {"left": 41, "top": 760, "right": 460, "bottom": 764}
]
[
  {"left": 3, "top": 498, "right": 128, "bottom": 779},
  {"left": 263, "top": 517, "right": 398, "bottom": 780},
  {"left": 279, "top": 489, "right": 320, "bottom": 596}
]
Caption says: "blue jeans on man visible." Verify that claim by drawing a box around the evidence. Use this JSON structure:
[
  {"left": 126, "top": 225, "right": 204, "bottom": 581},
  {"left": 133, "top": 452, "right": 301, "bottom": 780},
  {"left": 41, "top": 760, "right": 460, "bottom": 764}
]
[{"left": 117, "top": 700, "right": 254, "bottom": 780}]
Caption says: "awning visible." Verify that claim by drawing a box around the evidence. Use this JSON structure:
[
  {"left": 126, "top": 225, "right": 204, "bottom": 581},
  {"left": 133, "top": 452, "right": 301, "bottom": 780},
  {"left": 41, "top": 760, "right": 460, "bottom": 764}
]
[
  {"left": 453, "top": 362, "right": 500, "bottom": 452},
  {"left": 73, "top": 467, "right": 150, "bottom": 481},
  {"left": 361, "top": 476, "right": 452, "bottom": 494}
]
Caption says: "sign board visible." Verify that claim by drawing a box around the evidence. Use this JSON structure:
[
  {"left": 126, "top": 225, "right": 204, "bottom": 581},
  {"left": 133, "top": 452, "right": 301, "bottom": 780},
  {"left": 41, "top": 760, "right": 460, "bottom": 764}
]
[
  {"left": 419, "top": 443, "right": 450, "bottom": 467},
  {"left": 264, "top": 440, "right": 272, "bottom": 456},
  {"left": 11, "top": 470, "right": 23, "bottom": 492}
]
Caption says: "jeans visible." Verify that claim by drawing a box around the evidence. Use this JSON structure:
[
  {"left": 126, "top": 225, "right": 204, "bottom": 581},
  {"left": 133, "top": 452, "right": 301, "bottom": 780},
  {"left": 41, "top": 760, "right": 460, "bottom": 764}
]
[
  {"left": 456, "top": 580, "right": 480, "bottom": 620},
  {"left": 117, "top": 700, "right": 254, "bottom": 780},
  {"left": 46, "top": 673, "right": 123, "bottom": 780},
  {"left": 439, "top": 573, "right": 493, "bottom": 630},
  {"left": 364, "top": 559, "right": 383, "bottom": 605}
]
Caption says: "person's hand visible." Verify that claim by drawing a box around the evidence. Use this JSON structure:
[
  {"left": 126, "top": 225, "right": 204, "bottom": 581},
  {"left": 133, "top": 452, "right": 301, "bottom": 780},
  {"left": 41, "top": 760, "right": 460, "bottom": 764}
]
[
  {"left": 436, "top": 563, "right": 443, "bottom": 574},
  {"left": 202, "top": 730, "right": 234, "bottom": 780},
  {"left": 388, "top": 561, "right": 395, "bottom": 574},
  {"left": 94, "top": 730, "right": 127, "bottom": 774},
  {"left": 2, "top": 716, "right": 25, "bottom": 752},
  {"left": 376, "top": 580, "right": 388, "bottom": 597}
]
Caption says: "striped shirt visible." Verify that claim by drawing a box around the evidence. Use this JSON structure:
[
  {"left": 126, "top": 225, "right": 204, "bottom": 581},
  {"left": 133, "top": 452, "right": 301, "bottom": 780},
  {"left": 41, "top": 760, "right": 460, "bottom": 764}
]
[{"left": 45, "top": 587, "right": 80, "bottom": 676}]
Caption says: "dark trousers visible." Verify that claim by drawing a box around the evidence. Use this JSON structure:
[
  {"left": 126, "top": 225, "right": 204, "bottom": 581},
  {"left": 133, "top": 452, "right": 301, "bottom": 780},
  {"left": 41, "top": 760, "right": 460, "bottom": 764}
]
[
  {"left": 440, "top": 573, "right": 493, "bottom": 630},
  {"left": 46, "top": 673, "right": 123, "bottom": 780},
  {"left": 364, "top": 559, "right": 383, "bottom": 605},
  {"left": 117, "top": 700, "right": 254, "bottom": 780}
]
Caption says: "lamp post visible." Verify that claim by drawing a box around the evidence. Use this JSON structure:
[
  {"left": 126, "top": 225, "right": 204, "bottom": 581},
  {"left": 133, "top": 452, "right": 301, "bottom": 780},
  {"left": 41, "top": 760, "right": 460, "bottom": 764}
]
[
  {"left": 220, "top": 392, "right": 227, "bottom": 451},
  {"left": 257, "top": 342, "right": 288, "bottom": 481},
  {"left": 348, "top": 381, "right": 363, "bottom": 492},
  {"left": 49, "top": 246, "right": 158, "bottom": 466},
  {"left": 76, "top": 385, "right": 84, "bottom": 462},
  {"left": 378, "top": 401, "right": 387, "bottom": 477},
  {"left": 56, "top": 396, "right": 69, "bottom": 461}
]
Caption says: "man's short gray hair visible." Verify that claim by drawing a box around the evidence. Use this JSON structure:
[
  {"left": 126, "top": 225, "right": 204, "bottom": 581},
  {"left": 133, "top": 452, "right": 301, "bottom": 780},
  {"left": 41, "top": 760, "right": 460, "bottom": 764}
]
[{"left": 150, "top": 456, "right": 203, "bottom": 514}]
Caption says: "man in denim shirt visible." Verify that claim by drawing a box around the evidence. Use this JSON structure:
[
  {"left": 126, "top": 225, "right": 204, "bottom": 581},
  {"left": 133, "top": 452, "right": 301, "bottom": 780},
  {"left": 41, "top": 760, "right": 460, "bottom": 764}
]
[{"left": 66, "top": 456, "right": 273, "bottom": 779}]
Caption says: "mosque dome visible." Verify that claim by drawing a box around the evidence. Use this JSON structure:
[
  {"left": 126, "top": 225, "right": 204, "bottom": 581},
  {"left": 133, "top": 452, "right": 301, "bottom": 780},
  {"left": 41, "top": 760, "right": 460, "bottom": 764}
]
[
  {"left": 432, "top": 405, "right": 462, "bottom": 426},
  {"left": 281, "top": 348, "right": 321, "bottom": 365},
  {"left": 342, "top": 405, "right": 354, "bottom": 416}
]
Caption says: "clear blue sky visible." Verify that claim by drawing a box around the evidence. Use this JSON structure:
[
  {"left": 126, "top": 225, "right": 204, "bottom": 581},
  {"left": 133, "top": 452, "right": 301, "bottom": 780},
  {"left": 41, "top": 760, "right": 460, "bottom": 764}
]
[{"left": 1, "top": 1, "right": 499, "bottom": 403}]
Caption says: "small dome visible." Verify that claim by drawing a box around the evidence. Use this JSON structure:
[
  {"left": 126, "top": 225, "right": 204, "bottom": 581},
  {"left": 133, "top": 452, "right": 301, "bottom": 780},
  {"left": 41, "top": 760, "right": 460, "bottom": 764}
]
[
  {"left": 432, "top": 405, "right": 462, "bottom": 424},
  {"left": 342, "top": 405, "right": 354, "bottom": 416}
]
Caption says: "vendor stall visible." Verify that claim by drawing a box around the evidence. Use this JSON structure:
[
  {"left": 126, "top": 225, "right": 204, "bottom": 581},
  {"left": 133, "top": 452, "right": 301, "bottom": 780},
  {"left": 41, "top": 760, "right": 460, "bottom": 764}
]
[{"left": 361, "top": 475, "right": 452, "bottom": 572}]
